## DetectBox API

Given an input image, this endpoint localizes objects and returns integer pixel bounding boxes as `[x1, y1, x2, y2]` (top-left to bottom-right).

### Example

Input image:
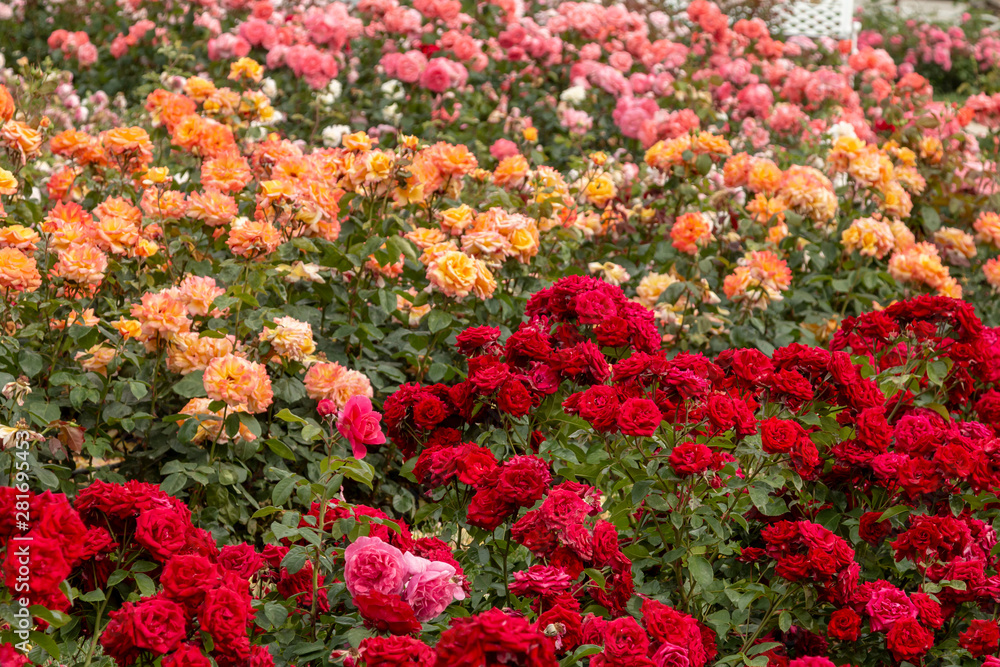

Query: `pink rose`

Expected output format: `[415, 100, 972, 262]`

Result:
[396, 50, 428, 83]
[608, 51, 633, 72]
[344, 536, 407, 597]
[239, 19, 278, 49]
[489, 139, 519, 161]
[77, 42, 99, 67]
[337, 396, 386, 459]
[404, 561, 465, 621]
[866, 584, 917, 632]
[420, 60, 452, 93]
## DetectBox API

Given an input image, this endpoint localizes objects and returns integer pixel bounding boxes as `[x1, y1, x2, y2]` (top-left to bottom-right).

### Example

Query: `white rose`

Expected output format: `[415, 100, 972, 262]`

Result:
[559, 85, 587, 105]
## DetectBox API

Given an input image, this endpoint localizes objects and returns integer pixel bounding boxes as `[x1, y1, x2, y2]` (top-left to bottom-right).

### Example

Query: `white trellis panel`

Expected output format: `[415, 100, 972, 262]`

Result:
[779, 0, 856, 41]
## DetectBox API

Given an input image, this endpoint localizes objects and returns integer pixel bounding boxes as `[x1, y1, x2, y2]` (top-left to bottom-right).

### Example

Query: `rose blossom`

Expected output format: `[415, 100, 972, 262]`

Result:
[866, 584, 917, 632]
[337, 395, 386, 459]
[344, 536, 407, 597]
[404, 559, 466, 621]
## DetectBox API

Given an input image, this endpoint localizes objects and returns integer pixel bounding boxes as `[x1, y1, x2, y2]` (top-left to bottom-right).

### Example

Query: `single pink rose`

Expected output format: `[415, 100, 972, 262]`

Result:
[337, 396, 386, 459]
[404, 560, 465, 621]
[489, 138, 519, 161]
[866, 585, 917, 633]
[420, 60, 452, 93]
[344, 536, 407, 597]
[396, 50, 428, 83]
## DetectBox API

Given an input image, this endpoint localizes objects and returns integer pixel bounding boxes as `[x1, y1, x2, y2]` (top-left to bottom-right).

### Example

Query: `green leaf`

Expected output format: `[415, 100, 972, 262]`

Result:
[29, 631, 60, 658]
[560, 645, 603, 667]
[28, 606, 70, 629]
[106, 569, 128, 587]
[19, 350, 43, 378]
[275, 408, 308, 424]
[583, 568, 606, 591]
[272, 475, 298, 506]
[688, 555, 714, 587]
[428, 310, 452, 333]
[779, 610, 792, 632]
[172, 371, 207, 398]
[264, 602, 288, 628]
[877, 505, 911, 523]
[265, 438, 296, 461]
[134, 572, 156, 597]
[253, 506, 282, 519]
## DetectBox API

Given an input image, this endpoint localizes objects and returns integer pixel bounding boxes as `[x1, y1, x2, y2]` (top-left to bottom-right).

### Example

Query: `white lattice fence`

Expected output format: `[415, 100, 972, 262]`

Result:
[778, 0, 856, 40]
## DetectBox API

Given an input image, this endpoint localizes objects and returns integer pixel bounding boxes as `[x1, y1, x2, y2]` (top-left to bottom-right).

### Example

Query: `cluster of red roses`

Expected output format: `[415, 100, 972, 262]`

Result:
[374, 279, 1000, 665]
[0, 485, 115, 613]
[0, 480, 275, 666]
[760, 520, 855, 585]
[385, 275, 662, 457]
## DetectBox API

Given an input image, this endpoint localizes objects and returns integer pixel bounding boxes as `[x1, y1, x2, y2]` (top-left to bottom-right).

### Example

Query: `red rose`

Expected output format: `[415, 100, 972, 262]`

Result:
[617, 397, 662, 437]
[412, 395, 449, 430]
[497, 379, 533, 417]
[705, 394, 738, 432]
[455, 443, 497, 486]
[162, 554, 218, 612]
[886, 617, 934, 662]
[3, 533, 70, 598]
[360, 635, 434, 666]
[737, 547, 766, 562]
[910, 592, 945, 629]
[218, 543, 264, 579]
[960, 619, 1000, 657]
[199, 585, 250, 644]
[121, 597, 187, 655]
[855, 407, 891, 451]
[581, 614, 608, 646]
[433, 608, 557, 667]
[771, 369, 814, 409]
[577, 385, 621, 433]
[356, 591, 422, 635]
[594, 316, 632, 348]
[163, 644, 212, 667]
[250, 645, 276, 667]
[641, 598, 690, 645]
[415, 444, 460, 488]
[135, 507, 192, 563]
[505, 320, 553, 367]
[603, 616, 649, 662]
[775, 554, 811, 581]
[827, 608, 861, 641]
[471, 359, 512, 394]
[668, 441, 714, 476]
[538, 604, 583, 653]
[760, 417, 803, 454]
[455, 326, 501, 355]
[572, 290, 619, 324]
[761, 521, 801, 553]
[466, 487, 514, 531]
[0, 644, 30, 667]
[975, 390, 1000, 430]
[858, 512, 892, 546]
[539, 489, 592, 529]
[496, 455, 552, 507]
[724, 348, 774, 386]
